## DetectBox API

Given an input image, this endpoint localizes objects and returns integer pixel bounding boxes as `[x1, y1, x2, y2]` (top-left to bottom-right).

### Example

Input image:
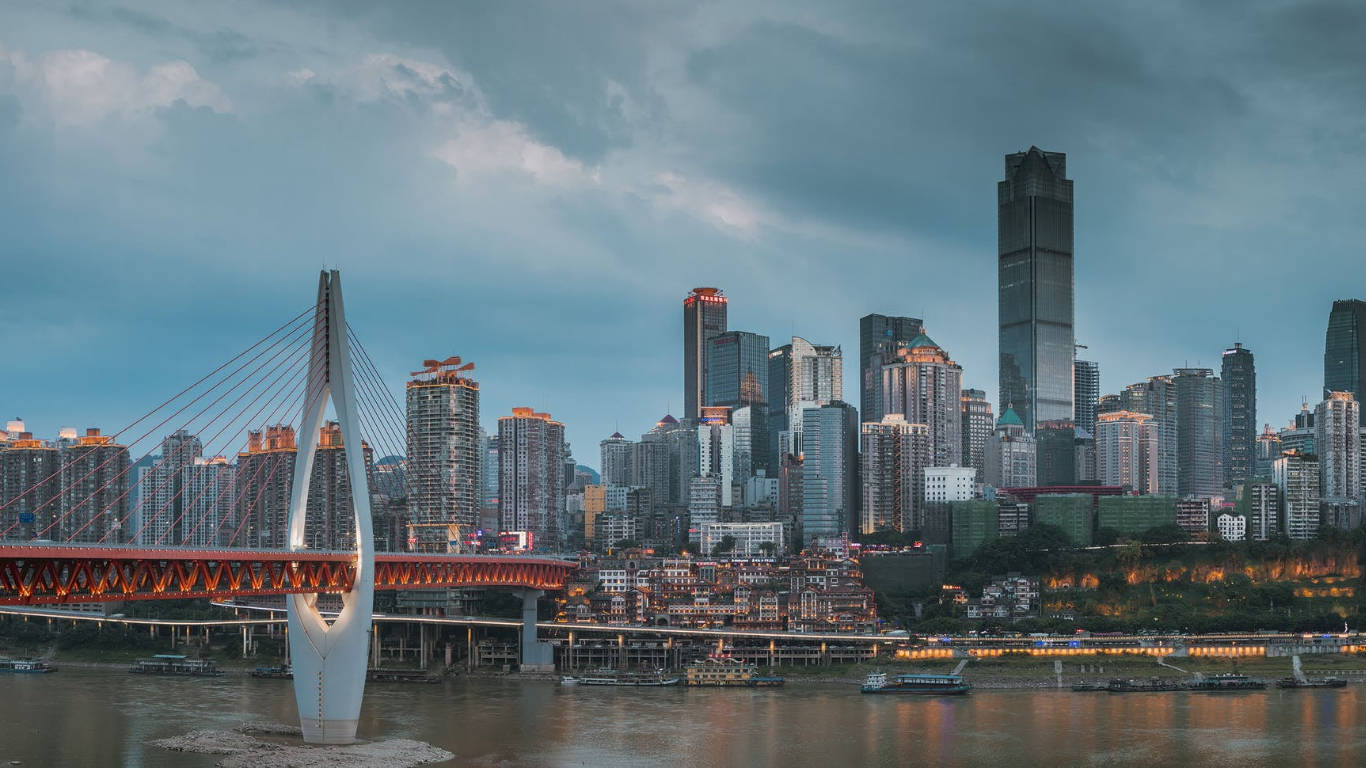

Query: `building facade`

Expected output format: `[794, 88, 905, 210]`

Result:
[799, 402, 859, 545]
[1095, 410, 1158, 494]
[498, 408, 568, 549]
[406, 358, 481, 534]
[998, 146, 1074, 434]
[1324, 299, 1366, 418]
[859, 314, 924, 423]
[860, 415, 930, 534]
[881, 334, 963, 468]
[1221, 343, 1257, 486]
[960, 388, 993, 483]
[1274, 451, 1321, 541]
[983, 408, 1037, 489]
[1315, 391, 1361, 502]
[706, 330, 770, 411]
[684, 287, 728, 420]
[1174, 368, 1224, 499]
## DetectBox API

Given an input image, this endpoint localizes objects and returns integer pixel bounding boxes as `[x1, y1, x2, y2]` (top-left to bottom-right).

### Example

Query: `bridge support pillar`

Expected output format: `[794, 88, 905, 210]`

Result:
[286, 271, 375, 746]
[518, 589, 554, 673]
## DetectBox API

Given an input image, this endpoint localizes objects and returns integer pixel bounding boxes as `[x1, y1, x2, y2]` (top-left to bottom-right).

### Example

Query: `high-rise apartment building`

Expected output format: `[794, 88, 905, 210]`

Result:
[706, 330, 769, 410]
[0, 431, 60, 540]
[1174, 368, 1224, 499]
[1274, 450, 1320, 540]
[799, 402, 859, 545]
[1324, 299, 1366, 419]
[983, 408, 1037, 489]
[881, 334, 963, 468]
[56, 428, 130, 543]
[1278, 405, 1316, 457]
[405, 358, 481, 533]
[599, 432, 634, 486]
[859, 314, 924, 423]
[684, 287, 728, 420]
[1315, 391, 1361, 501]
[1073, 357, 1099, 437]
[1221, 343, 1256, 486]
[860, 415, 930, 534]
[236, 425, 297, 549]
[1235, 480, 1280, 540]
[141, 429, 204, 547]
[960, 389, 993, 483]
[697, 406, 736, 508]
[1255, 424, 1281, 479]
[498, 408, 567, 549]
[303, 421, 375, 551]
[998, 146, 1074, 433]
[688, 475, 722, 547]
[179, 455, 236, 548]
[1095, 411, 1159, 494]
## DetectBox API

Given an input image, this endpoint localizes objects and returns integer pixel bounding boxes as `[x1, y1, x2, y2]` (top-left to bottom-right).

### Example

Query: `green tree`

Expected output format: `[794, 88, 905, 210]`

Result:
[712, 535, 737, 556]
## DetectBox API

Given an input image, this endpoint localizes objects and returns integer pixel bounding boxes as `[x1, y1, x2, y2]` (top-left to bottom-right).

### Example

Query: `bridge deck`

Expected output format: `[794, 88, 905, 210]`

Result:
[0, 545, 576, 605]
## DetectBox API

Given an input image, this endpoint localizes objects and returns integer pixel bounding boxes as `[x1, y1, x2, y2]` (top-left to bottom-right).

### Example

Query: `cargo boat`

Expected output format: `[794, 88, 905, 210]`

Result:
[366, 668, 442, 683]
[0, 658, 57, 674]
[1187, 673, 1266, 691]
[1104, 678, 1187, 693]
[561, 669, 680, 687]
[685, 656, 785, 687]
[250, 665, 293, 679]
[129, 654, 223, 677]
[861, 672, 970, 695]
[1276, 677, 1347, 689]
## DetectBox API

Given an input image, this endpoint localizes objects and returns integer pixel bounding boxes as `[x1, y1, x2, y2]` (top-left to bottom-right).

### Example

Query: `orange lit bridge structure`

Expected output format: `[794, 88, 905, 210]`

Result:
[0, 545, 576, 606]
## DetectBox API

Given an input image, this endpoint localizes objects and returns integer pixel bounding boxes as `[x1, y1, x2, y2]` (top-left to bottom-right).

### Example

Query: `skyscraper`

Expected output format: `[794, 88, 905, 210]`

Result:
[1274, 450, 1320, 540]
[860, 414, 930, 534]
[881, 333, 963, 468]
[406, 357, 481, 534]
[859, 314, 924, 423]
[1095, 411, 1158, 494]
[1325, 299, 1366, 418]
[1174, 368, 1224, 499]
[800, 401, 859, 545]
[998, 146, 1075, 433]
[599, 432, 634, 486]
[1315, 391, 1361, 502]
[983, 407, 1037, 489]
[498, 407, 567, 549]
[778, 337, 843, 457]
[1120, 376, 1179, 495]
[684, 287, 728, 421]
[706, 330, 769, 410]
[303, 421, 376, 551]
[237, 425, 297, 549]
[960, 388, 993, 483]
[56, 428, 130, 543]
[1221, 343, 1256, 486]
[697, 406, 736, 508]
[1073, 357, 1099, 437]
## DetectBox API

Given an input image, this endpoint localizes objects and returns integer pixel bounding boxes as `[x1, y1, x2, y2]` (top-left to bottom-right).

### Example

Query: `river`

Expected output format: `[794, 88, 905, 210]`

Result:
[3, 668, 1365, 766]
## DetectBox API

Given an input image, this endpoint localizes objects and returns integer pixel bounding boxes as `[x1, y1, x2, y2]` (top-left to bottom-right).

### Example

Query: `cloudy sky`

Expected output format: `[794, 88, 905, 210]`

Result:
[2, 1, 1364, 468]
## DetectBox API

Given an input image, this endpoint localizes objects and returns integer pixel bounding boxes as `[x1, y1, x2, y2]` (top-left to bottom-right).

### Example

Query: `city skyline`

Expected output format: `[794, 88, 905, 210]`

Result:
[4, 3, 1366, 469]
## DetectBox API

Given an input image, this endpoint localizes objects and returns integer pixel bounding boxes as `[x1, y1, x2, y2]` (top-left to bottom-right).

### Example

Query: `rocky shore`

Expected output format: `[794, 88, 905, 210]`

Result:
[151, 722, 452, 767]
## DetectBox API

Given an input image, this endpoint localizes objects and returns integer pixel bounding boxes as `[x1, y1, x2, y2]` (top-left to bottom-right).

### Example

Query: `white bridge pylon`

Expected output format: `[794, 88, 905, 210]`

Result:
[287, 270, 375, 745]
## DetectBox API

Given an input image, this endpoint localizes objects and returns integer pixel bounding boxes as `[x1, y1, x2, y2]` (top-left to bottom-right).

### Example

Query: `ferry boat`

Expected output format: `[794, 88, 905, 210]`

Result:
[685, 656, 785, 687]
[561, 669, 680, 687]
[249, 665, 293, 679]
[1186, 673, 1266, 691]
[860, 671, 970, 695]
[1275, 677, 1347, 689]
[129, 654, 224, 677]
[0, 658, 57, 674]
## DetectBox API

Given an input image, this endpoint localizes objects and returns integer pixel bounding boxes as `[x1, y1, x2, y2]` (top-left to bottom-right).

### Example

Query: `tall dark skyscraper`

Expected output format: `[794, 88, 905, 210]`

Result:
[1325, 299, 1366, 422]
[998, 147, 1074, 434]
[705, 330, 769, 409]
[859, 314, 924, 423]
[1073, 357, 1099, 437]
[1221, 342, 1256, 486]
[1174, 368, 1224, 499]
[683, 287, 727, 421]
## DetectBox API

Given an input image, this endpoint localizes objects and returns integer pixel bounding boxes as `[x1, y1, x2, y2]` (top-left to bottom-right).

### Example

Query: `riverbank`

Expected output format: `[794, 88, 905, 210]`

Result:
[152, 722, 451, 768]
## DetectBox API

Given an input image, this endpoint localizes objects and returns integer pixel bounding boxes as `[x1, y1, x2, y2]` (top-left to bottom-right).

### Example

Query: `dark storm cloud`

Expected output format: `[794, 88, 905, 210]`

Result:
[1, 0, 1364, 462]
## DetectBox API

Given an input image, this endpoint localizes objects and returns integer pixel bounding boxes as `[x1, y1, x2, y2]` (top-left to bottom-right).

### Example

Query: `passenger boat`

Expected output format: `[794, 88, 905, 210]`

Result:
[685, 656, 785, 687]
[1070, 680, 1109, 692]
[129, 654, 224, 677]
[366, 668, 442, 683]
[249, 665, 293, 679]
[860, 671, 970, 695]
[1186, 673, 1266, 691]
[0, 658, 57, 674]
[562, 669, 680, 687]
[1275, 677, 1347, 689]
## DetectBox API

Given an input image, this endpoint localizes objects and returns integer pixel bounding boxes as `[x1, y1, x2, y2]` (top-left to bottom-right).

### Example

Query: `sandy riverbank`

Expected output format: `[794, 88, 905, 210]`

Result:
[152, 722, 452, 768]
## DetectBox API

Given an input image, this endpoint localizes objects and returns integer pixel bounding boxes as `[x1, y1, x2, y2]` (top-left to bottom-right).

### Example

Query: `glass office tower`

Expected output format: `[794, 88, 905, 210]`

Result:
[706, 330, 770, 410]
[1325, 299, 1366, 422]
[684, 287, 728, 421]
[998, 147, 1074, 434]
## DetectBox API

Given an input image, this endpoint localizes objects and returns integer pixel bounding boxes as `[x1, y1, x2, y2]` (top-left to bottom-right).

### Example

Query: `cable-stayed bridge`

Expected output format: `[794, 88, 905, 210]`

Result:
[0, 271, 572, 744]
